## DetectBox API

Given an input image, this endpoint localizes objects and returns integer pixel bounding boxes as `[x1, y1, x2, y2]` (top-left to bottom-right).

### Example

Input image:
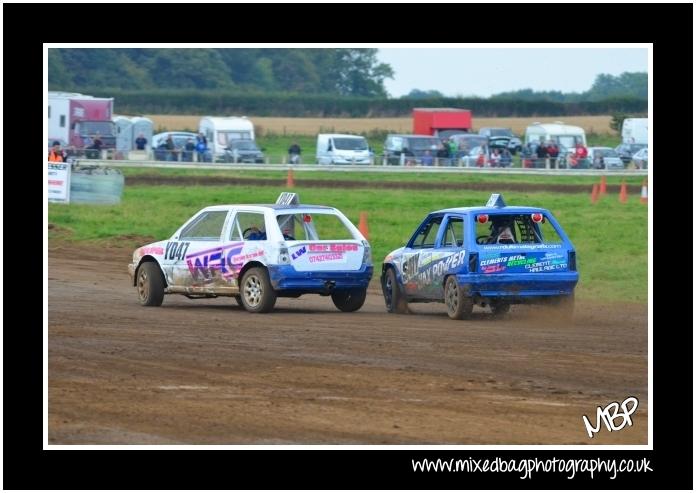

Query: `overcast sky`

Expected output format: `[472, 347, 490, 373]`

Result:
[378, 47, 649, 98]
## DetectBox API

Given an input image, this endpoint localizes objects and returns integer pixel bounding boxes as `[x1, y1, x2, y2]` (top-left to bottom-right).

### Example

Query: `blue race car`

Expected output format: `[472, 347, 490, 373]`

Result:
[381, 194, 578, 320]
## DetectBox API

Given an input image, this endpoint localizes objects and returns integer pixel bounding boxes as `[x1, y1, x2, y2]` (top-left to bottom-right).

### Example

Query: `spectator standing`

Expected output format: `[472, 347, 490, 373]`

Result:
[183, 138, 196, 162]
[448, 139, 458, 166]
[135, 133, 148, 150]
[546, 140, 559, 169]
[421, 150, 434, 166]
[288, 142, 301, 164]
[48, 141, 67, 162]
[489, 148, 501, 167]
[165, 135, 177, 161]
[499, 148, 512, 168]
[196, 133, 208, 162]
[536, 141, 548, 168]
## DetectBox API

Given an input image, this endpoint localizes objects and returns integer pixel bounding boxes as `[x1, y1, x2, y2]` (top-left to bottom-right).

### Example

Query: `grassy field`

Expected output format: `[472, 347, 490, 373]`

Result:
[49, 185, 647, 303]
[119, 166, 646, 187]
[147, 115, 615, 136]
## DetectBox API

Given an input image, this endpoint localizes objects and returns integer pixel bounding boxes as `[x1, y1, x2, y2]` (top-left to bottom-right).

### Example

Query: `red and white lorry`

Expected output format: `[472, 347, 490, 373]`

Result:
[48, 91, 117, 151]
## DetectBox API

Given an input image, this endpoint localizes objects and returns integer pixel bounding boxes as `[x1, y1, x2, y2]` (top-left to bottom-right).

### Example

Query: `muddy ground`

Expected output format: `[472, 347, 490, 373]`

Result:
[48, 244, 648, 445]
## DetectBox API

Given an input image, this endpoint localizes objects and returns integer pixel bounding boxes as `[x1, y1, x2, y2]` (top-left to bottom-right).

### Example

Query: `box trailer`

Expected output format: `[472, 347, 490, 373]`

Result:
[412, 108, 473, 139]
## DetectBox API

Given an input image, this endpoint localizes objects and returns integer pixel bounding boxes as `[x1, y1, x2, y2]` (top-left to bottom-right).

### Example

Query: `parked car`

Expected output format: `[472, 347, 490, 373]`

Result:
[383, 134, 441, 165]
[632, 147, 649, 169]
[479, 127, 523, 154]
[459, 145, 490, 167]
[223, 140, 265, 163]
[615, 143, 647, 165]
[587, 147, 624, 170]
[381, 193, 578, 320]
[151, 132, 199, 161]
[128, 192, 373, 313]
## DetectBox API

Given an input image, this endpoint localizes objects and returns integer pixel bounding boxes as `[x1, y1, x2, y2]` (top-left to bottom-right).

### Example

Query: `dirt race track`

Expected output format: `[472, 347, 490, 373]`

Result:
[49, 244, 648, 445]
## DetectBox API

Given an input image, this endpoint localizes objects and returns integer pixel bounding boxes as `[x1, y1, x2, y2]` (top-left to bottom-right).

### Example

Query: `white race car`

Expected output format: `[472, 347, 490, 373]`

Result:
[128, 193, 373, 313]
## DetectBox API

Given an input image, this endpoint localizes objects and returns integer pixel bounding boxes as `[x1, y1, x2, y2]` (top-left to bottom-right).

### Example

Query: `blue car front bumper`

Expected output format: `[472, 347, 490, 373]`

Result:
[268, 264, 373, 293]
[457, 272, 579, 297]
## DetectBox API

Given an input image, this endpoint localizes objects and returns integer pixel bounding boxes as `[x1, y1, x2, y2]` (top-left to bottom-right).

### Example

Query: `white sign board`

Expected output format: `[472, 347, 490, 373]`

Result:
[48, 162, 71, 203]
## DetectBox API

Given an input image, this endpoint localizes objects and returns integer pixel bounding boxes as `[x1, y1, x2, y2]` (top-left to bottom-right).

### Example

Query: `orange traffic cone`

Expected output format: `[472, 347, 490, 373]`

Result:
[639, 179, 648, 204]
[590, 184, 599, 204]
[619, 180, 628, 203]
[358, 211, 369, 240]
[599, 175, 607, 195]
[286, 168, 295, 188]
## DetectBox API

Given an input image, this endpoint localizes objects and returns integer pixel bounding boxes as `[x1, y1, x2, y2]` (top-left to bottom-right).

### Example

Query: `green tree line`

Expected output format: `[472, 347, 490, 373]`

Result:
[48, 48, 394, 97]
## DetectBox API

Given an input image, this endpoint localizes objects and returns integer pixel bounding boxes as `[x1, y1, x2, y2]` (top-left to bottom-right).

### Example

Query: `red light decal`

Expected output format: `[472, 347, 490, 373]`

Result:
[303, 214, 312, 223]
[477, 214, 488, 224]
[531, 213, 543, 223]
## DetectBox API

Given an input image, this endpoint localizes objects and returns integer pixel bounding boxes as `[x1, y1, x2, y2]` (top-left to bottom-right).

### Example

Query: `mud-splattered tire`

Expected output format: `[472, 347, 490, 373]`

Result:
[240, 267, 276, 313]
[331, 288, 367, 312]
[137, 262, 165, 307]
[490, 301, 510, 317]
[444, 276, 473, 320]
[382, 268, 409, 314]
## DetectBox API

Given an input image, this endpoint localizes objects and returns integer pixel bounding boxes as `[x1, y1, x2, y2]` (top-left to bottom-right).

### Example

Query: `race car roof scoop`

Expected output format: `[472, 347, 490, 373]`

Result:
[276, 192, 300, 205]
[486, 193, 507, 208]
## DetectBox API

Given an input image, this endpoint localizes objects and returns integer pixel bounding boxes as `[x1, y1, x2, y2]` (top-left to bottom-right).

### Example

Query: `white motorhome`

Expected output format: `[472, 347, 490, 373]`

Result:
[621, 118, 648, 145]
[524, 122, 587, 151]
[199, 116, 255, 157]
[316, 134, 371, 165]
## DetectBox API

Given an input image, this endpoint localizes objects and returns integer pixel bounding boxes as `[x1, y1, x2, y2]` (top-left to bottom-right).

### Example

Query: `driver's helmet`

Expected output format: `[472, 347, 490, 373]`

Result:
[246, 226, 266, 241]
[490, 220, 516, 244]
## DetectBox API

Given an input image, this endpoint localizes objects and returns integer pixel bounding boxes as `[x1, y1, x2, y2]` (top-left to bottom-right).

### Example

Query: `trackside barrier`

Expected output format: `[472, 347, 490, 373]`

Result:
[76, 159, 649, 177]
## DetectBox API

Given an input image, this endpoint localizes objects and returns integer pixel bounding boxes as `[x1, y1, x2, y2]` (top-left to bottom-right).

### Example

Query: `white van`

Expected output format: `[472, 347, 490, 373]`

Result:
[316, 134, 371, 165]
[524, 122, 587, 151]
[199, 116, 255, 158]
[621, 118, 648, 145]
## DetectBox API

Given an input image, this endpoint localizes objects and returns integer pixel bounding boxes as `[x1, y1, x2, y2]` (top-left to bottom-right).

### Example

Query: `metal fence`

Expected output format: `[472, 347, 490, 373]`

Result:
[69, 148, 648, 172]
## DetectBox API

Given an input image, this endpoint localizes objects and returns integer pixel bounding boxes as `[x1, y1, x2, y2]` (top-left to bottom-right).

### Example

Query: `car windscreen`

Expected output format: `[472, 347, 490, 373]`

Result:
[333, 138, 368, 150]
[487, 128, 513, 137]
[218, 131, 252, 146]
[600, 149, 619, 157]
[453, 136, 487, 149]
[407, 138, 441, 150]
[231, 141, 257, 150]
[80, 121, 115, 135]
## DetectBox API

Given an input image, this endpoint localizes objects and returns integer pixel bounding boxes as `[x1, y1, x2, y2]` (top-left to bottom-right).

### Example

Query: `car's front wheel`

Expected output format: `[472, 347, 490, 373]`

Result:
[444, 276, 473, 320]
[137, 262, 165, 307]
[331, 288, 367, 312]
[383, 268, 409, 314]
[240, 267, 277, 313]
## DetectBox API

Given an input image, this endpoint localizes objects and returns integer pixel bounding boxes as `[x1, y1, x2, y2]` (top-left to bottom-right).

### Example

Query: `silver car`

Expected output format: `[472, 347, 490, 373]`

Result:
[587, 147, 624, 170]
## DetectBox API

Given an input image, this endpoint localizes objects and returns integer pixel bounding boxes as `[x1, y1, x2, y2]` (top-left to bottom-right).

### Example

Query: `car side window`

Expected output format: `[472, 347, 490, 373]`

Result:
[229, 212, 267, 241]
[441, 216, 464, 248]
[179, 211, 229, 241]
[411, 216, 443, 249]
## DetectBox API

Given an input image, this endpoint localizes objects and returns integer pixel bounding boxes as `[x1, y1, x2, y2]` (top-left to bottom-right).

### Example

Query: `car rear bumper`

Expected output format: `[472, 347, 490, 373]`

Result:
[457, 272, 578, 297]
[268, 264, 373, 293]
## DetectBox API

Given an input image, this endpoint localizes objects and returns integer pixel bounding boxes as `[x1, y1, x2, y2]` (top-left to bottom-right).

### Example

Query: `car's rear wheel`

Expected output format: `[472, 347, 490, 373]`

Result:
[490, 300, 510, 317]
[444, 276, 473, 320]
[331, 288, 367, 312]
[240, 267, 276, 313]
[137, 262, 165, 307]
[383, 268, 409, 314]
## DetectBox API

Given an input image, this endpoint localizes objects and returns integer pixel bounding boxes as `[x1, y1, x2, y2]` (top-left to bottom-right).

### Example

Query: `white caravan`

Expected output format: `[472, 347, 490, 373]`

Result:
[199, 116, 255, 157]
[524, 122, 587, 150]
